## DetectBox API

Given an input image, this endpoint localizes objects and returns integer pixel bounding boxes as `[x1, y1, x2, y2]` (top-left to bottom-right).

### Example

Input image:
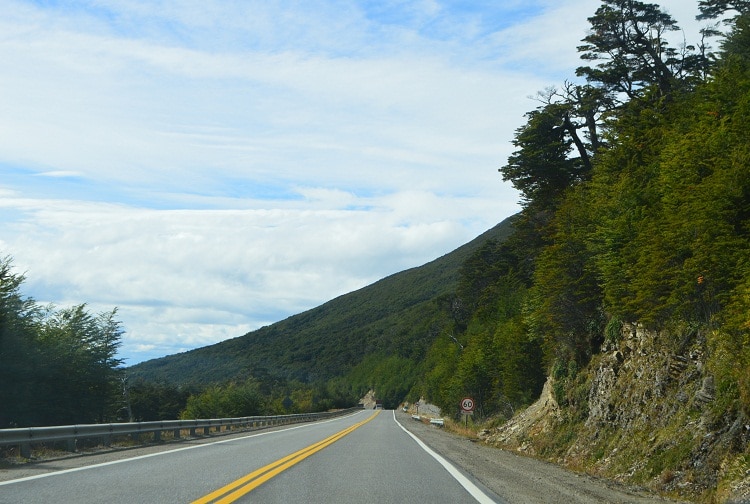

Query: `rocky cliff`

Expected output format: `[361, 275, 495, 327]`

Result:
[482, 322, 750, 503]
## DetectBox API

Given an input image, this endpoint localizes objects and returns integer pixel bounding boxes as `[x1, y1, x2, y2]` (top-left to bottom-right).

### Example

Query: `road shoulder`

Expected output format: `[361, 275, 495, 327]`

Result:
[393, 410, 681, 504]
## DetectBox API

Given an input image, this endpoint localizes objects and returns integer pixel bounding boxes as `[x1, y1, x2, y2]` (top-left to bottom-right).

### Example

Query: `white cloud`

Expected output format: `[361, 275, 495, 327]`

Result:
[35, 171, 85, 178]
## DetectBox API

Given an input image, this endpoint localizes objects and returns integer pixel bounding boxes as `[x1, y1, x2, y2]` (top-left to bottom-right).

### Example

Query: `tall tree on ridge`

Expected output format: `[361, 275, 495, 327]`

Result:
[577, 0, 708, 100]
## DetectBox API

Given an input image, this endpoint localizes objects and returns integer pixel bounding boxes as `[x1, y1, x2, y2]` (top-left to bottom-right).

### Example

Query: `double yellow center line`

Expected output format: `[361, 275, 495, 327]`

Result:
[192, 410, 380, 504]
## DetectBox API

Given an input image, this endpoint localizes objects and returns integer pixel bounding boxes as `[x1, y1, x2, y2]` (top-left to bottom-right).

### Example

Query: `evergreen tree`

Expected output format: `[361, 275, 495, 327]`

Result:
[698, 0, 750, 20]
[577, 0, 708, 100]
[0, 257, 41, 427]
[0, 256, 125, 427]
[499, 104, 582, 210]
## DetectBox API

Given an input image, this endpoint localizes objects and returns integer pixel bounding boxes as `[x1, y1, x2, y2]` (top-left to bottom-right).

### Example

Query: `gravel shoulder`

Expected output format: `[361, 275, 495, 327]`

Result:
[393, 410, 684, 504]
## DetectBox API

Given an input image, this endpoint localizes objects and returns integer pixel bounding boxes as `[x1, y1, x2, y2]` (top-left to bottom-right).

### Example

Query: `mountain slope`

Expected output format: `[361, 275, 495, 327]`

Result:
[127, 215, 518, 387]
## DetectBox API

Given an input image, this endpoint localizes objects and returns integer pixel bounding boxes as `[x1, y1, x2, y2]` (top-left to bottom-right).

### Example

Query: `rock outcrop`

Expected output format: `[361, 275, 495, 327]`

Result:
[479, 377, 560, 454]
[484, 322, 750, 502]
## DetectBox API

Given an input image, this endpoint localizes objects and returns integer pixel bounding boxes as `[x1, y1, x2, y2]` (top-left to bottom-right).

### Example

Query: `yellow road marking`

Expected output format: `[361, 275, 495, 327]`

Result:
[192, 410, 380, 504]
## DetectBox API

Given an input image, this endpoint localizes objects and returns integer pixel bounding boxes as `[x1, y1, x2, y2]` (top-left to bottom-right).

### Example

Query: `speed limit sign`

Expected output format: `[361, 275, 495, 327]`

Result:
[460, 397, 475, 413]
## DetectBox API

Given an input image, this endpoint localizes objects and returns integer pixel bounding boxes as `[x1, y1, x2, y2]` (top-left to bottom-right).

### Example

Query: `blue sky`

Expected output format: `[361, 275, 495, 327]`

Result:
[0, 0, 703, 364]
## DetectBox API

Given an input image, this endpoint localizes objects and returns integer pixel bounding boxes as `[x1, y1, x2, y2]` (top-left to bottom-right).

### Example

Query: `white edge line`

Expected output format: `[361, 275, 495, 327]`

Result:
[0, 411, 364, 487]
[392, 410, 497, 504]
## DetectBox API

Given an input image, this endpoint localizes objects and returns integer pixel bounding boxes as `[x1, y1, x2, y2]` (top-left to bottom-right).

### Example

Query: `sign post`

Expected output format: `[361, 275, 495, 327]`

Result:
[460, 397, 475, 427]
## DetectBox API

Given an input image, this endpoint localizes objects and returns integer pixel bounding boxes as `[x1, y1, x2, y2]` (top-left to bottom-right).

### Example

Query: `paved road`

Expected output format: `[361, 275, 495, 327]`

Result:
[0, 410, 499, 503]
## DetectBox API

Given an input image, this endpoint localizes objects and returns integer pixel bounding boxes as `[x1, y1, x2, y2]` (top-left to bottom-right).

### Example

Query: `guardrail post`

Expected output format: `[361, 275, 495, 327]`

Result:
[173, 428, 181, 439]
[153, 430, 161, 442]
[67, 438, 76, 452]
[20, 442, 31, 459]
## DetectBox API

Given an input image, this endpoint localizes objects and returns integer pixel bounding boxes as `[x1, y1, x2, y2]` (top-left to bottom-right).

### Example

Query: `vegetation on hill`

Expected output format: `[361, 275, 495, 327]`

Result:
[477, 1, 750, 500]
[499, 0, 750, 415]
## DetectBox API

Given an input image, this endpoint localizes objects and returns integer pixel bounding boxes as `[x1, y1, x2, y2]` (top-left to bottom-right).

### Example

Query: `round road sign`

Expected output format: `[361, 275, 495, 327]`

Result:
[460, 397, 475, 412]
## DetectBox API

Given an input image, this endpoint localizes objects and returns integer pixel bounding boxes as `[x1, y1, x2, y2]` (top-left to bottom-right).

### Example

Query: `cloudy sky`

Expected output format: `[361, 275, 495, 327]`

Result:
[0, 0, 705, 365]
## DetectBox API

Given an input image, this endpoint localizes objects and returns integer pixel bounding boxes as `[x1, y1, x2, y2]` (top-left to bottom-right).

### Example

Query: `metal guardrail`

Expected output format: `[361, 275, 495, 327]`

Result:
[0, 407, 362, 459]
[411, 414, 444, 426]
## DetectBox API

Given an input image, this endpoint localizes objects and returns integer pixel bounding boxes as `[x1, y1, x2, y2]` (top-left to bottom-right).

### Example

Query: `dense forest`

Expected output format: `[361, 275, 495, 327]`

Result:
[2, 0, 749, 454]
[496, 0, 750, 417]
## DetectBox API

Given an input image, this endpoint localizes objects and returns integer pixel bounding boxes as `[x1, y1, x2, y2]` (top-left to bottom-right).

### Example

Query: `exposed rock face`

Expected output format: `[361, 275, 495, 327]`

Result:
[360, 389, 377, 409]
[480, 376, 560, 454]
[484, 322, 750, 502]
[411, 398, 442, 418]
[586, 323, 676, 432]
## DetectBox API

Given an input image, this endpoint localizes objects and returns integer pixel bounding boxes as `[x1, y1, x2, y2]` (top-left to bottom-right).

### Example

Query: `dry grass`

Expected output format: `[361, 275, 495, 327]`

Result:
[442, 416, 481, 437]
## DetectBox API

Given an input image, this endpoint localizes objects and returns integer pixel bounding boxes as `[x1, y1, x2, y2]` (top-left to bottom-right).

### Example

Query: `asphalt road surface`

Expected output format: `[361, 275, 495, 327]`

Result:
[0, 410, 677, 503]
[1, 410, 496, 503]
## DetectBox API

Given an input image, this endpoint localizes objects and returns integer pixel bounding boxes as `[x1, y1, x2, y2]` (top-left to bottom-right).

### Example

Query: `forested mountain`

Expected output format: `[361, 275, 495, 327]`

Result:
[495, 0, 750, 413]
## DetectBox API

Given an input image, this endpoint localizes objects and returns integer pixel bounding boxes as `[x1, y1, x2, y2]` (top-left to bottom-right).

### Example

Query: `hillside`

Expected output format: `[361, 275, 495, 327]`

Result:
[127, 216, 517, 387]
